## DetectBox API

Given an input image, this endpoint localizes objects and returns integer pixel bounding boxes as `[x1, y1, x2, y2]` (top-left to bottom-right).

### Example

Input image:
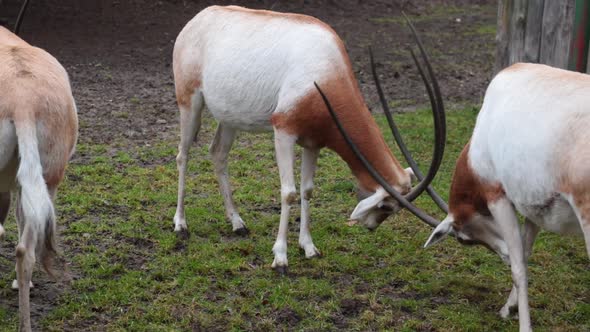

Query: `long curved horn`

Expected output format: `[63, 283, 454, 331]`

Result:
[369, 47, 448, 212]
[14, 0, 30, 35]
[315, 82, 441, 227]
[398, 13, 446, 205]
[314, 15, 447, 228]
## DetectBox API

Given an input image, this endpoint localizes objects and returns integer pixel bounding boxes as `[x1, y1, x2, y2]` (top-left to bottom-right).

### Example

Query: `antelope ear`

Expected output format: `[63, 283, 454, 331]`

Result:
[424, 216, 454, 248]
[350, 188, 389, 220]
[405, 167, 417, 182]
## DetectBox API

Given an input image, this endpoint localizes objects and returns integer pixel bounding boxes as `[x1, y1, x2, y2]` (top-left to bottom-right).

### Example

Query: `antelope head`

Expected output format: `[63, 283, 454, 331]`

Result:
[315, 14, 448, 230]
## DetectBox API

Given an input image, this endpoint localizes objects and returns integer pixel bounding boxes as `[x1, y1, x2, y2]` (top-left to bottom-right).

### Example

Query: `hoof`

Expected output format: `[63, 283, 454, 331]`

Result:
[11, 280, 34, 290]
[234, 227, 250, 237]
[273, 265, 288, 276]
[175, 228, 190, 241]
[300, 247, 322, 259]
[307, 250, 322, 259]
[499, 305, 517, 320]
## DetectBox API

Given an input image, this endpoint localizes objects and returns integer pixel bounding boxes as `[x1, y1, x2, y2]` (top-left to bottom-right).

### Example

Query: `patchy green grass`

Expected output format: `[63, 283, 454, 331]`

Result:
[0, 107, 588, 331]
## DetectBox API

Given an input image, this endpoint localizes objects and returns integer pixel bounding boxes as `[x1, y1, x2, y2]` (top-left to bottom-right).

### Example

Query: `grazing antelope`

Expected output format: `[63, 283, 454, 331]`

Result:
[418, 63, 590, 332]
[0, 13, 78, 332]
[172, 6, 446, 272]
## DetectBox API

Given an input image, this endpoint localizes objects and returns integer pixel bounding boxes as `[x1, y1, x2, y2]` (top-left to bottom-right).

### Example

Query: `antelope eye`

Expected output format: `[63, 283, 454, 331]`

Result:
[457, 237, 478, 246]
[380, 205, 394, 212]
[378, 201, 396, 212]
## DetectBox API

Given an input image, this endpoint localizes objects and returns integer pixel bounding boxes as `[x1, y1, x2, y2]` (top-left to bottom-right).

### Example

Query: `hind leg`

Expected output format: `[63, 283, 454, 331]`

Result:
[488, 197, 531, 332]
[500, 218, 540, 319]
[299, 147, 320, 258]
[173, 92, 204, 234]
[12, 183, 60, 291]
[209, 123, 248, 235]
[14, 190, 37, 332]
[16, 238, 35, 332]
[12, 190, 33, 290]
[566, 193, 590, 259]
[0, 192, 9, 237]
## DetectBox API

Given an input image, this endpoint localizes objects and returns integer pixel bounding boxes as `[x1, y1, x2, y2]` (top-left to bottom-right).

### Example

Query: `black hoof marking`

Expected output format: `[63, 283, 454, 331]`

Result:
[234, 227, 250, 236]
[274, 265, 288, 276]
[311, 252, 323, 258]
[175, 228, 190, 241]
[299, 248, 323, 258]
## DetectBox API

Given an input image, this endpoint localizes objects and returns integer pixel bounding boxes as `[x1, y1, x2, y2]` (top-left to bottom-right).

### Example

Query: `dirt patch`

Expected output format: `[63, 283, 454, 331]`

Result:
[3, 0, 496, 148]
[0, 237, 65, 331]
[274, 307, 301, 326]
[340, 297, 368, 317]
[109, 233, 156, 270]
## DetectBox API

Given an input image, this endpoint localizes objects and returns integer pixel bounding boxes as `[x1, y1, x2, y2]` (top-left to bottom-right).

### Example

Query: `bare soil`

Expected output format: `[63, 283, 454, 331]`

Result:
[2, 0, 496, 147]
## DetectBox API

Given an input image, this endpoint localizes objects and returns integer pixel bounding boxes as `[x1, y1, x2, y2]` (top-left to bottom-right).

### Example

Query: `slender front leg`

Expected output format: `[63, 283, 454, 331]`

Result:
[173, 93, 204, 234]
[500, 218, 540, 319]
[271, 130, 297, 274]
[209, 123, 248, 235]
[489, 198, 531, 332]
[299, 147, 320, 258]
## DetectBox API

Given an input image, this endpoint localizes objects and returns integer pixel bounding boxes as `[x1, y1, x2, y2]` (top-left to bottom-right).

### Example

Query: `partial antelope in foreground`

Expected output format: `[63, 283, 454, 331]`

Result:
[0, 18, 78, 332]
[418, 63, 590, 332]
[172, 6, 446, 272]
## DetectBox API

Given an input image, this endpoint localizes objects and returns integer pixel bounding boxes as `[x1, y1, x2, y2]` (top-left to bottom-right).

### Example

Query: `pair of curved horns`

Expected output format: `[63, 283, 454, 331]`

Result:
[14, 0, 30, 35]
[315, 13, 447, 227]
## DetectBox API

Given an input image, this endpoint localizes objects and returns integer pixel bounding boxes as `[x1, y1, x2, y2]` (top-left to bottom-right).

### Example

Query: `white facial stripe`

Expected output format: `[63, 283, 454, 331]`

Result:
[350, 187, 388, 220]
[424, 215, 454, 248]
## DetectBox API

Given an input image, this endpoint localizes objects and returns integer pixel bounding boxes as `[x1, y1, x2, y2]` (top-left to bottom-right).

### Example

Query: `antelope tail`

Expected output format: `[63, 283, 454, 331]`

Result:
[14, 118, 57, 274]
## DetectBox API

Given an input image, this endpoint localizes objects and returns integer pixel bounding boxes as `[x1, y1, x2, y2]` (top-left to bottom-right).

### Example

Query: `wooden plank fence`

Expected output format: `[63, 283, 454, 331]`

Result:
[494, 0, 590, 74]
[571, 0, 590, 72]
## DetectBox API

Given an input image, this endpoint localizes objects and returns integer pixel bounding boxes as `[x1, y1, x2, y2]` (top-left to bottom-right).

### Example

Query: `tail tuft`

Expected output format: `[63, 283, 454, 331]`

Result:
[14, 121, 58, 275]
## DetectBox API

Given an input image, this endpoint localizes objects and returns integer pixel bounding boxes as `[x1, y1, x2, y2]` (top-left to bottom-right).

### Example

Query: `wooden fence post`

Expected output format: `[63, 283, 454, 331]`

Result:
[570, 0, 590, 72]
[495, 0, 577, 74]
[494, 0, 511, 73]
[524, 0, 545, 63]
[539, 1, 575, 68]
[508, 0, 527, 65]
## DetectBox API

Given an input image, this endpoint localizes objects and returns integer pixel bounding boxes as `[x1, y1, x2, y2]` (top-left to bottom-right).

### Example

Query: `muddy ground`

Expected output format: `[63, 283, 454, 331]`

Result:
[2, 0, 496, 147]
[0, 0, 497, 330]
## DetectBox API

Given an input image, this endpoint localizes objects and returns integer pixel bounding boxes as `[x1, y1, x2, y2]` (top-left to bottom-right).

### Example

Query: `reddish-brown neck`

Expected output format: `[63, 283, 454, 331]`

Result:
[324, 106, 406, 193]
[449, 143, 503, 227]
[272, 77, 407, 193]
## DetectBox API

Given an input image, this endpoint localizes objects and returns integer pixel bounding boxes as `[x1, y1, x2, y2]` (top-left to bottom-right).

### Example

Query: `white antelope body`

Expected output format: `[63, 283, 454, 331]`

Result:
[425, 63, 590, 331]
[172, 6, 444, 272]
[0, 26, 78, 331]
